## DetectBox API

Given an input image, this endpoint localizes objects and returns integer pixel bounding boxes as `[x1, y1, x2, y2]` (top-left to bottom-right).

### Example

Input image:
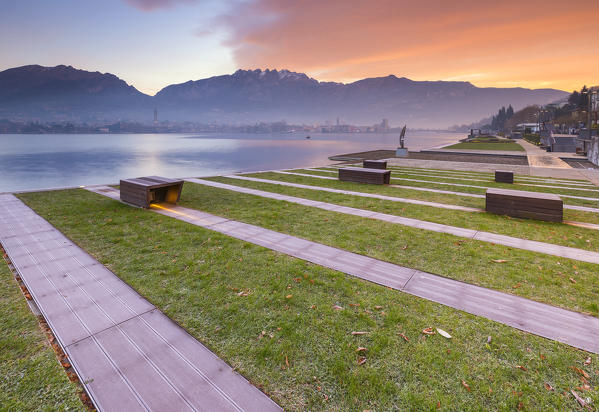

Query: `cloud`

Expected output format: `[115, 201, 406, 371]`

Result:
[124, 0, 198, 11]
[220, 0, 599, 90]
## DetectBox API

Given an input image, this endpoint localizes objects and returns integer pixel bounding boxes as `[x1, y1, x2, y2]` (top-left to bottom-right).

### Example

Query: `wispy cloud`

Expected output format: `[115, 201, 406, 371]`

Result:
[124, 0, 198, 11]
[219, 0, 599, 90]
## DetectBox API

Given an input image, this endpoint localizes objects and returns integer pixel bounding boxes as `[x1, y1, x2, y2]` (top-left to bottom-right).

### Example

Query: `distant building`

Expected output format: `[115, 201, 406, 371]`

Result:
[153, 108, 158, 124]
[381, 118, 389, 131]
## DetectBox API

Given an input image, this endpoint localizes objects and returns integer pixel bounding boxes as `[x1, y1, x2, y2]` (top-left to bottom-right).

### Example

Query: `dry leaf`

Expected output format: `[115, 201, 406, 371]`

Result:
[374, 305, 383, 310]
[584, 357, 592, 366]
[436, 401, 441, 409]
[461, 380, 471, 391]
[540, 354, 546, 360]
[492, 259, 508, 263]
[512, 283, 522, 289]
[351, 331, 369, 335]
[569, 277, 577, 284]
[422, 327, 436, 335]
[399, 333, 410, 342]
[544, 382, 554, 391]
[285, 355, 289, 368]
[516, 365, 527, 371]
[357, 356, 366, 365]
[402, 245, 408, 250]
[356, 347, 367, 353]
[332, 305, 343, 310]
[285, 294, 293, 299]
[570, 366, 590, 379]
[436, 328, 452, 339]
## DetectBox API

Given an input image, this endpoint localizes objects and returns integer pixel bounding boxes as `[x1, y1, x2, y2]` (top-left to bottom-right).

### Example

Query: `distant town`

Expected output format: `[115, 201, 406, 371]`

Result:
[0, 116, 403, 134]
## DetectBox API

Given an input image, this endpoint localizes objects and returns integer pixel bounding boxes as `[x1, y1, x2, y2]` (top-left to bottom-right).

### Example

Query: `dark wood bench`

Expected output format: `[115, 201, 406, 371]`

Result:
[486, 188, 562, 222]
[339, 167, 390, 185]
[120, 176, 184, 208]
[363, 160, 387, 169]
[495, 170, 514, 183]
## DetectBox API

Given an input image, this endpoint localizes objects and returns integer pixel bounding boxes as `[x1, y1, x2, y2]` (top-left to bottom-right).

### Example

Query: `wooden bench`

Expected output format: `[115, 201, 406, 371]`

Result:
[363, 160, 387, 169]
[495, 170, 514, 183]
[486, 188, 562, 222]
[339, 167, 390, 185]
[120, 176, 184, 208]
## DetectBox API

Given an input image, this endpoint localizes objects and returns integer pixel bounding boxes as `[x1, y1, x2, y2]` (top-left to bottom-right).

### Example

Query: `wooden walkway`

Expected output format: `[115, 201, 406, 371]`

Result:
[272, 170, 599, 213]
[189, 178, 599, 264]
[85, 187, 599, 354]
[0, 194, 281, 412]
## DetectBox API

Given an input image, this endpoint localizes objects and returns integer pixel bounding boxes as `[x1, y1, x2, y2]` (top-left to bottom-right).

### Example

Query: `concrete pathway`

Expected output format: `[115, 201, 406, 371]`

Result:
[320, 166, 598, 188]
[518, 140, 572, 169]
[85, 186, 599, 354]
[0, 194, 281, 412]
[275, 170, 599, 203]
[222, 175, 599, 231]
[183, 178, 599, 265]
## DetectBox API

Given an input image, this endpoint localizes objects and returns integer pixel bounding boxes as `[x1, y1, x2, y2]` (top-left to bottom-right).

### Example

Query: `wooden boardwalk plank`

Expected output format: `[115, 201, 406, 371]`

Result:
[0, 194, 282, 412]
[86, 186, 599, 354]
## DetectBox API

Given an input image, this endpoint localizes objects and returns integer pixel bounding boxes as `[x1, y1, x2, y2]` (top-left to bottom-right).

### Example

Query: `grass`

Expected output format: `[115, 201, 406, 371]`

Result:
[244, 171, 599, 225]
[444, 142, 525, 151]
[210, 176, 599, 251]
[290, 169, 599, 208]
[16, 188, 599, 411]
[0, 257, 84, 410]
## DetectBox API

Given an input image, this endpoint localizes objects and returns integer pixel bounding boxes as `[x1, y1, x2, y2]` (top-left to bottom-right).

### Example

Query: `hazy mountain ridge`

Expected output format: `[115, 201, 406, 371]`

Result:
[0, 65, 568, 127]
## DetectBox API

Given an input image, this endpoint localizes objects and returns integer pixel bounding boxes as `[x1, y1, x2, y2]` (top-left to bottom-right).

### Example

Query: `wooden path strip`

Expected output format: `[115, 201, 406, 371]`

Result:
[84, 187, 599, 354]
[0, 194, 281, 412]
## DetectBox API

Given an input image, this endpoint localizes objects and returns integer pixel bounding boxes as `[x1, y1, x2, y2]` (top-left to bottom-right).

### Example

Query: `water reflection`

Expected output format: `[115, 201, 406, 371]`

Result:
[0, 132, 460, 192]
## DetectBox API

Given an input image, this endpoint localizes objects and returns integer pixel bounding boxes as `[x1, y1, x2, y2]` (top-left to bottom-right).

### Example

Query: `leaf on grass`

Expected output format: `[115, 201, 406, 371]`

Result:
[236, 290, 251, 297]
[332, 305, 343, 310]
[285, 294, 293, 299]
[436, 401, 441, 409]
[569, 277, 577, 284]
[539, 354, 546, 360]
[570, 366, 590, 379]
[436, 328, 452, 339]
[461, 380, 471, 391]
[351, 331, 369, 335]
[422, 327, 436, 335]
[402, 245, 408, 250]
[356, 347, 367, 353]
[374, 305, 383, 310]
[487, 336, 492, 344]
[285, 355, 290, 368]
[584, 357, 592, 366]
[357, 356, 366, 365]
[492, 259, 508, 263]
[544, 382, 554, 391]
[399, 333, 410, 342]
[512, 283, 522, 289]
[516, 365, 527, 371]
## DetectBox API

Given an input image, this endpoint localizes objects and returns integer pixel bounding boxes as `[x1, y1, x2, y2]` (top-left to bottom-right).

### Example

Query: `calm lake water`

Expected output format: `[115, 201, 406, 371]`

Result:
[0, 131, 461, 192]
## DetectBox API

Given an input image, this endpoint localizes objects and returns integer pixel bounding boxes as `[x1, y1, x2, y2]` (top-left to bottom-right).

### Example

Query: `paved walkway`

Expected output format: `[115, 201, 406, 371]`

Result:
[518, 140, 572, 169]
[84, 186, 599, 354]
[183, 178, 599, 264]
[322, 166, 597, 188]
[275, 170, 599, 203]
[0, 194, 281, 412]
[223, 175, 599, 231]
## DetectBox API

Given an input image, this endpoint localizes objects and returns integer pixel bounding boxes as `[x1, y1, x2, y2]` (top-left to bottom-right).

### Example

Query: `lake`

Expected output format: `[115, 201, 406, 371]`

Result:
[0, 131, 461, 192]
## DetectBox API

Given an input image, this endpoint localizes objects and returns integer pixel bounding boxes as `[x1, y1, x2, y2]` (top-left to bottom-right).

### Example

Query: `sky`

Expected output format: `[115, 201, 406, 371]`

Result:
[1, 0, 597, 95]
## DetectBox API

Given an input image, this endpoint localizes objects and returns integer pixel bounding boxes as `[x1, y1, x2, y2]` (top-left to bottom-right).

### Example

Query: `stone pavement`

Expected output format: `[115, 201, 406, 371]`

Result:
[0, 193, 281, 412]
[84, 186, 599, 354]
[183, 178, 599, 264]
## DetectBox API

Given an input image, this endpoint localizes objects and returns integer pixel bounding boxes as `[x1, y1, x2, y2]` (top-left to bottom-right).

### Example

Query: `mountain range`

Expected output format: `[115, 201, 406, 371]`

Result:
[0, 65, 569, 128]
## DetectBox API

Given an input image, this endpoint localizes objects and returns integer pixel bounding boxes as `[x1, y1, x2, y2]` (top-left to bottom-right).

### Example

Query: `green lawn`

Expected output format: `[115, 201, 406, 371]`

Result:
[443, 142, 526, 151]
[0, 258, 84, 410]
[16, 189, 599, 411]
[290, 169, 599, 208]
[244, 171, 599, 225]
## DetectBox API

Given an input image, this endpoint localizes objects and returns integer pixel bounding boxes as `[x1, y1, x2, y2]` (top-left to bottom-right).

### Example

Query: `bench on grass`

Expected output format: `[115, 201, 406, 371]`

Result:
[363, 160, 387, 169]
[486, 188, 562, 222]
[339, 167, 390, 185]
[120, 176, 184, 208]
[495, 170, 514, 184]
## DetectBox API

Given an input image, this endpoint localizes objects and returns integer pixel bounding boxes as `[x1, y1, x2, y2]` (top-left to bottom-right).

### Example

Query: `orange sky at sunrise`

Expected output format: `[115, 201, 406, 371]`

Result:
[223, 0, 599, 91]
